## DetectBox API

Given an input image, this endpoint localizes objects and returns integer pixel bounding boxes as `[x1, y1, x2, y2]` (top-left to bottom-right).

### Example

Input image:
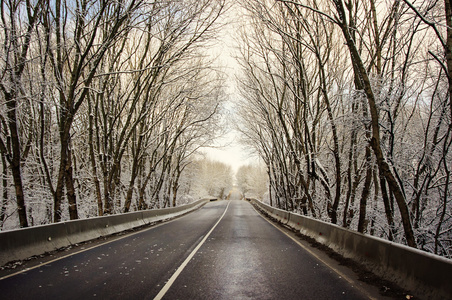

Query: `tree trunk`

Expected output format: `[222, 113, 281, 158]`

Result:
[1, 153, 8, 228]
[172, 167, 182, 207]
[370, 168, 380, 236]
[54, 118, 72, 222]
[435, 161, 449, 254]
[88, 104, 103, 216]
[444, 0, 452, 121]
[334, 0, 416, 247]
[379, 173, 394, 241]
[65, 144, 78, 220]
[6, 96, 28, 228]
[358, 146, 372, 233]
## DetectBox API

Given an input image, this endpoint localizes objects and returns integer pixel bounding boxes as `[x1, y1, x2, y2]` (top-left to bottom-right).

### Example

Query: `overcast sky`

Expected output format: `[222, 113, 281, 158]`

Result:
[198, 3, 259, 173]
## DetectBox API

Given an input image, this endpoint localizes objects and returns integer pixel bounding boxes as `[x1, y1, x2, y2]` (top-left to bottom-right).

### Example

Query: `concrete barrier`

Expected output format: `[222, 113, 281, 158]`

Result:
[249, 198, 452, 300]
[286, 213, 303, 231]
[0, 199, 209, 266]
[141, 199, 208, 223]
[251, 199, 289, 225]
[269, 206, 290, 225]
[0, 222, 70, 264]
[64, 211, 147, 245]
[141, 209, 161, 224]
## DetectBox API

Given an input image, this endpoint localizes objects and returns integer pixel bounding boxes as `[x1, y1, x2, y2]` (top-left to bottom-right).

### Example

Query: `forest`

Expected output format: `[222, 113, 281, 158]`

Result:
[236, 0, 452, 258]
[0, 0, 232, 229]
[1, 0, 452, 260]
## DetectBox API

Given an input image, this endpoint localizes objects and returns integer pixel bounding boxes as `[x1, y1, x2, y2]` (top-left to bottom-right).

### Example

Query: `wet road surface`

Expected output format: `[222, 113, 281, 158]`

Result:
[0, 200, 375, 299]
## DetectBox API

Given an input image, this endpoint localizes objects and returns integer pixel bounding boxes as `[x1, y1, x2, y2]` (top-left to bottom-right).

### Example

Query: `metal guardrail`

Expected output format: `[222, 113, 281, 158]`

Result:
[0, 199, 210, 266]
[248, 198, 452, 300]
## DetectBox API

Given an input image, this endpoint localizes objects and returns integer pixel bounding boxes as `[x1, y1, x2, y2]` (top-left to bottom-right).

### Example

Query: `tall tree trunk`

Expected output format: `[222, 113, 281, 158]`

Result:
[138, 160, 156, 210]
[435, 161, 450, 254]
[124, 161, 140, 213]
[267, 167, 273, 207]
[172, 167, 182, 207]
[320, 70, 341, 225]
[370, 168, 380, 236]
[103, 176, 114, 214]
[358, 147, 372, 233]
[54, 120, 71, 222]
[444, 0, 452, 121]
[88, 102, 103, 216]
[1, 153, 8, 228]
[343, 129, 355, 227]
[65, 143, 78, 220]
[380, 174, 394, 241]
[124, 122, 145, 213]
[6, 96, 28, 228]
[0, 0, 42, 227]
[334, 0, 416, 247]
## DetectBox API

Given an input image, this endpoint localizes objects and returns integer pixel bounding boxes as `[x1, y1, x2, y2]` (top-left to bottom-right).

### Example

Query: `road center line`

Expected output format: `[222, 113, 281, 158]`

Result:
[154, 200, 231, 300]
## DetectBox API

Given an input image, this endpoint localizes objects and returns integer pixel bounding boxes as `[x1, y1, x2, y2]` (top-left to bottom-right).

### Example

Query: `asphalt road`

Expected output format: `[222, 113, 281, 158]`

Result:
[0, 200, 376, 299]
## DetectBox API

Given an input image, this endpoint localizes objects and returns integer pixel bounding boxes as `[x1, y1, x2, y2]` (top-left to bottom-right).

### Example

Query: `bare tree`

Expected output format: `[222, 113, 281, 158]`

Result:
[0, 0, 44, 227]
[237, 0, 452, 252]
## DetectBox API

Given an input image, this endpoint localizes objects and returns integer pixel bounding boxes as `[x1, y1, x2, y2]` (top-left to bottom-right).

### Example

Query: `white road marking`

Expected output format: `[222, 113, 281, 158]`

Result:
[154, 200, 231, 300]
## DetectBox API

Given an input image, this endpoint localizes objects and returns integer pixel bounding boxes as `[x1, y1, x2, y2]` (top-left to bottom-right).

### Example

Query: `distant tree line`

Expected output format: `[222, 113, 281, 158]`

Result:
[237, 0, 452, 257]
[236, 164, 268, 199]
[0, 0, 227, 229]
[187, 158, 234, 200]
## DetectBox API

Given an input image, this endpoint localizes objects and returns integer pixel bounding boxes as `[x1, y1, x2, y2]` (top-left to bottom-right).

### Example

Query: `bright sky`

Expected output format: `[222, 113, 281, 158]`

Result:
[198, 3, 259, 173]
[199, 64, 259, 173]
[200, 132, 256, 173]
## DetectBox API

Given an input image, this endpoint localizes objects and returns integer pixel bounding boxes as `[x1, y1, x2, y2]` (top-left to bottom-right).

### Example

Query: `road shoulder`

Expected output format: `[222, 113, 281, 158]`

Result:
[250, 201, 412, 300]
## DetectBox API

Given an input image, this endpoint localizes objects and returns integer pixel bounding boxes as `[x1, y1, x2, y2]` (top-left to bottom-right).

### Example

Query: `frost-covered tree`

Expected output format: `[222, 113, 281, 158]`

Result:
[0, 0, 44, 228]
[236, 0, 452, 256]
[0, 0, 227, 229]
[236, 164, 268, 199]
[185, 158, 233, 200]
